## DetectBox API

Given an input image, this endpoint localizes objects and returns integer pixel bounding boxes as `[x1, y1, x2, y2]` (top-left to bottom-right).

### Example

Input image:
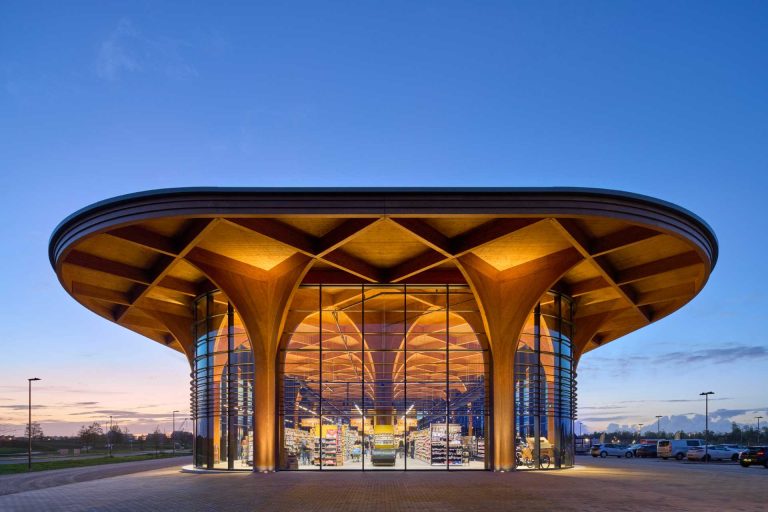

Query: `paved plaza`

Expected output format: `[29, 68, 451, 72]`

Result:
[0, 457, 765, 511]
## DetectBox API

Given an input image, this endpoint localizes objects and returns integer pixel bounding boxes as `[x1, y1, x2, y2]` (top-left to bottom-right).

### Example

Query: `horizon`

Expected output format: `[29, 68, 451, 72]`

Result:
[1, 1, 767, 438]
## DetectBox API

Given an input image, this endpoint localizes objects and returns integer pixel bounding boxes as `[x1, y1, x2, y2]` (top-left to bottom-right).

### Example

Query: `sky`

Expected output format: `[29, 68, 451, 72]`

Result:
[1, 1, 766, 437]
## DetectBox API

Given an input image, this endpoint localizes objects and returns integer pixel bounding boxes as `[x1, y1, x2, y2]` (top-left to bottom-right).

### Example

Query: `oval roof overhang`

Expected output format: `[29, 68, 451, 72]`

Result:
[49, 187, 717, 359]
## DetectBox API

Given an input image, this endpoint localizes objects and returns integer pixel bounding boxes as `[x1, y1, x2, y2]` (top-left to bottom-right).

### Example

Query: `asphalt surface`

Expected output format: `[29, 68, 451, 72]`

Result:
[0, 456, 191, 496]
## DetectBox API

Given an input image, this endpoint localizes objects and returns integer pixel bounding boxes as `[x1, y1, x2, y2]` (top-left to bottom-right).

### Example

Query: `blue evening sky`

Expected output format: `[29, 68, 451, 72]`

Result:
[1, 1, 766, 436]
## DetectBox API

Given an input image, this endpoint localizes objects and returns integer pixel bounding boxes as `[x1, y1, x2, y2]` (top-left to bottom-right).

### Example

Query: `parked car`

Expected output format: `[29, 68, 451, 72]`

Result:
[657, 439, 704, 460]
[635, 444, 657, 458]
[590, 443, 633, 458]
[627, 443, 645, 456]
[738, 446, 768, 468]
[721, 444, 748, 455]
[686, 445, 741, 462]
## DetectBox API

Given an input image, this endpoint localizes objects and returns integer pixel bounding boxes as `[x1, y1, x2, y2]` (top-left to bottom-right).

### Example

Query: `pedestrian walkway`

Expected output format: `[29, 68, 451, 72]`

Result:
[0, 456, 191, 497]
[0, 457, 765, 511]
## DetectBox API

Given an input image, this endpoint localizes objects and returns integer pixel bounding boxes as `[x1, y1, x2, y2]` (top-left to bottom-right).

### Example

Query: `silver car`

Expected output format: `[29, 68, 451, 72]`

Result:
[590, 443, 633, 458]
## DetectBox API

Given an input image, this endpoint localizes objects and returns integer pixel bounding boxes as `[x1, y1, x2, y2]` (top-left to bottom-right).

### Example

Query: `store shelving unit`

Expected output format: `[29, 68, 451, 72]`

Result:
[411, 424, 464, 466]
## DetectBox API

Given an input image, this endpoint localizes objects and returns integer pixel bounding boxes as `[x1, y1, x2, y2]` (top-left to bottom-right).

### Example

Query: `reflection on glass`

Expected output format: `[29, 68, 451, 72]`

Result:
[279, 285, 489, 470]
[515, 291, 575, 470]
[192, 292, 254, 470]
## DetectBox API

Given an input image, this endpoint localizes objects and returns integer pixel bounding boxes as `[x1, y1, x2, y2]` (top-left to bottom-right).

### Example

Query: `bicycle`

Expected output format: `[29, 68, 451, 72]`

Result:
[516, 449, 551, 469]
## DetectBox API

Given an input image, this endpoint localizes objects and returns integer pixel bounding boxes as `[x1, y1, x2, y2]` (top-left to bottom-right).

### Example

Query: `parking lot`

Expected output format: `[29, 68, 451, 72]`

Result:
[578, 450, 764, 472]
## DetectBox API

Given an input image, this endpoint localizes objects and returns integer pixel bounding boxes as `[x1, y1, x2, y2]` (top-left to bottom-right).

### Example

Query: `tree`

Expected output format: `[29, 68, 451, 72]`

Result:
[107, 423, 124, 447]
[78, 422, 103, 453]
[24, 422, 44, 439]
[146, 426, 166, 455]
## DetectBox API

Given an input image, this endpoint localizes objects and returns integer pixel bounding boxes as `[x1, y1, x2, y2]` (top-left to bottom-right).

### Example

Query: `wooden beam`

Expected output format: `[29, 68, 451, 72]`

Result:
[389, 218, 452, 256]
[315, 219, 380, 256]
[388, 249, 447, 282]
[227, 218, 316, 255]
[186, 247, 270, 281]
[302, 267, 367, 285]
[551, 219, 650, 324]
[71, 282, 131, 305]
[322, 249, 381, 283]
[65, 251, 152, 284]
[116, 219, 217, 322]
[499, 248, 583, 281]
[106, 226, 179, 256]
[156, 276, 199, 296]
[633, 282, 696, 306]
[574, 298, 629, 319]
[590, 226, 662, 256]
[134, 297, 193, 318]
[615, 251, 701, 285]
[452, 218, 540, 255]
[570, 276, 611, 297]
[120, 316, 171, 333]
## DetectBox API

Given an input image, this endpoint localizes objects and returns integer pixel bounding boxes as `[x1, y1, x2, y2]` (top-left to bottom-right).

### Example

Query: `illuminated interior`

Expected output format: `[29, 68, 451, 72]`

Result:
[278, 285, 489, 470]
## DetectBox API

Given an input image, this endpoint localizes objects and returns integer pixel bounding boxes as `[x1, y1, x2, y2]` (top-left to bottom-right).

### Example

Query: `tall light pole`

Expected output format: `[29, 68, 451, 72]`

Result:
[700, 391, 714, 462]
[656, 416, 663, 438]
[172, 410, 179, 455]
[638, 424, 644, 440]
[756, 416, 764, 445]
[27, 377, 41, 471]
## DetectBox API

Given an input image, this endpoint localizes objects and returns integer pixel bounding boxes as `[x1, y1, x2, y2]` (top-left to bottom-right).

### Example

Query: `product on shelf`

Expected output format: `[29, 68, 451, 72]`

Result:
[411, 424, 463, 466]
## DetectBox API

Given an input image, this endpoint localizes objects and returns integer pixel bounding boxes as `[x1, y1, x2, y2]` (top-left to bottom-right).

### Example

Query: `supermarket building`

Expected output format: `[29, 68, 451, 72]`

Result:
[49, 188, 717, 472]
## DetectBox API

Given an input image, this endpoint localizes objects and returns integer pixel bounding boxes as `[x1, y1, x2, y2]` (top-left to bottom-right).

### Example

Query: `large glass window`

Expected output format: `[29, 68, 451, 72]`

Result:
[279, 285, 489, 470]
[192, 291, 254, 470]
[514, 291, 575, 470]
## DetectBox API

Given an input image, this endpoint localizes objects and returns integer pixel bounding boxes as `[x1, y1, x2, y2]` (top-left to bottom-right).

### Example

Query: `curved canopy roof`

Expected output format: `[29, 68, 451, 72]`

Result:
[49, 187, 717, 359]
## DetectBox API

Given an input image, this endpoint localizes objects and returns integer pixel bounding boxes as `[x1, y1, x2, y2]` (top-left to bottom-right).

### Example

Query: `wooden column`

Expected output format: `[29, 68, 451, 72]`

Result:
[141, 309, 196, 366]
[185, 251, 313, 472]
[456, 249, 582, 471]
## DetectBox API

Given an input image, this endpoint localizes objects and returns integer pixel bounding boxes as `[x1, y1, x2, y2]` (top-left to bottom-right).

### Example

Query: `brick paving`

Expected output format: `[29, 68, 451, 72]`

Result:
[0, 457, 765, 512]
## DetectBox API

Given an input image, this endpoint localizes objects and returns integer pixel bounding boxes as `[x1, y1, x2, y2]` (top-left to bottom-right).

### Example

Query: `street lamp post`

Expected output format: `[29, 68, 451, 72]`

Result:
[757, 416, 764, 445]
[700, 391, 714, 463]
[638, 424, 644, 441]
[655, 416, 663, 437]
[27, 378, 41, 471]
[172, 410, 179, 455]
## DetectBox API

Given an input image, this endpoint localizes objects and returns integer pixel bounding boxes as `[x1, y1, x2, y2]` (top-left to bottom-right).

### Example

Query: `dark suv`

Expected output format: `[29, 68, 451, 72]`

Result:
[738, 446, 768, 468]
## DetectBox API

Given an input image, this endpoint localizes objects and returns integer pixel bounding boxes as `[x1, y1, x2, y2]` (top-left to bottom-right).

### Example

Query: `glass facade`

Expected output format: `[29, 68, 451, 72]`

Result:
[192, 291, 254, 470]
[191, 286, 576, 472]
[279, 285, 490, 470]
[514, 291, 575, 470]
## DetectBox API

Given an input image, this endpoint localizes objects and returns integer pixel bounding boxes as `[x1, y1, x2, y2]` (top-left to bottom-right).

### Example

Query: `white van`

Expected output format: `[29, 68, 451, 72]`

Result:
[657, 439, 704, 460]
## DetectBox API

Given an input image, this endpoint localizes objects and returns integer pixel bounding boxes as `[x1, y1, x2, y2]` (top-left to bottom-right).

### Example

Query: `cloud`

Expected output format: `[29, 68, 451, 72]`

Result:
[658, 345, 768, 365]
[68, 409, 176, 420]
[616, 398, 731, 404]
[96, 18, 197, 81]
[595, 407, 768, 434]
[97, 19, 141, 80]
[580, 415, 628, 422]
[580, 343, 768, 379]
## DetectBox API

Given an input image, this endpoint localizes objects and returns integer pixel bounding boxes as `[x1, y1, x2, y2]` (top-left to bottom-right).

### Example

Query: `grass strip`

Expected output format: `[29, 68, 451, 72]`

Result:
[0, 453, 186, 475]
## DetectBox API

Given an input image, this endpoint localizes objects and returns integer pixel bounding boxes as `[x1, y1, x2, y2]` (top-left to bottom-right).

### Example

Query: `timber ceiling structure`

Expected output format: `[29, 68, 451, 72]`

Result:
[49, 188, 717, 362]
